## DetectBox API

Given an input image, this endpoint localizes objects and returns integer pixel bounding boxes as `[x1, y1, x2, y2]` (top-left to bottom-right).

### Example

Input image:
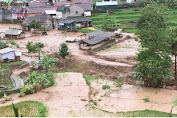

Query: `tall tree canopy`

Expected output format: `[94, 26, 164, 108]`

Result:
[134, 3, 173, 87]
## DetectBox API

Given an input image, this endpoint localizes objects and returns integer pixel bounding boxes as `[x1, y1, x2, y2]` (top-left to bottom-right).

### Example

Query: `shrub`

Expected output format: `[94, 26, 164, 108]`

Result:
[102, 85, 110, 90]
[126, 35, 131, 39]
[25, 87, 35, 95]
[142, 97, 150, 103]
[114, 77, 124, 87]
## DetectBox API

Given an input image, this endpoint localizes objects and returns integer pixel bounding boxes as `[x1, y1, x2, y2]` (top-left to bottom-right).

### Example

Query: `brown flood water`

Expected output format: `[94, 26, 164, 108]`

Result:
[95, 84, 177, 113]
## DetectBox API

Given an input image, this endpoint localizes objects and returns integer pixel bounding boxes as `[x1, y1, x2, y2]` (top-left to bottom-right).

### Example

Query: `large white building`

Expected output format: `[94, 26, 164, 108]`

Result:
[95, 0, 135, 10]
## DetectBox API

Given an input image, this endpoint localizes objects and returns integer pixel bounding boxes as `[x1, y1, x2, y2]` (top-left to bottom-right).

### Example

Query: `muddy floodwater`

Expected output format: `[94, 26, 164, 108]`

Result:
[93, 83, 177, 113]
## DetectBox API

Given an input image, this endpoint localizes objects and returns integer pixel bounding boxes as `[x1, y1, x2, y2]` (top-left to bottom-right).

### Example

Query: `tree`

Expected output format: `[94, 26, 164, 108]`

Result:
[101, 15, 117, 31]
[133, 3, 173, 87]
[29, 20, 41, 32]
[26, 42, 44, 60]
[171, 29, 177, 80]
[37, 55, 57, 73]
[59, 43, 69, 68]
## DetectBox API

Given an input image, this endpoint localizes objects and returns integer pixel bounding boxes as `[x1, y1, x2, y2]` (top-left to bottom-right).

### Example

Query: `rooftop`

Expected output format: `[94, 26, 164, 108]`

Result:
[68, 16, 92, 22]
[24, 13, 48, 24]
[0, 48, 15, 54]
[75, 3, 92, 11]
[5, 28, 23, 35]
[83, 30, 113, 45]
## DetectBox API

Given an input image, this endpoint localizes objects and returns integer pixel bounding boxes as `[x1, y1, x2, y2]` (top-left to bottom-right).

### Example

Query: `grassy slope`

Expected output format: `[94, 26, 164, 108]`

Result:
[93, 106, 177, 117]
[89, 9, 177, 34]
[0, 101, 47, 117]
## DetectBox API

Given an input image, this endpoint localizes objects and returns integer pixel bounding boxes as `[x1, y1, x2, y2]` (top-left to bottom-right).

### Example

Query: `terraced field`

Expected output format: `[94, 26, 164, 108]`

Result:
[89, 9, 177, 33]
[0, 101, 47, 117]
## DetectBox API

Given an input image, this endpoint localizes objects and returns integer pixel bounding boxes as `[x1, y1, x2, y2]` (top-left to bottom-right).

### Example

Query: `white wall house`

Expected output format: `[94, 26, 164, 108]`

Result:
[0, 48, 15, 62]
[96, 0, 135, 9]
[0, 48, 22, 62]
[96, 0, 118, 7]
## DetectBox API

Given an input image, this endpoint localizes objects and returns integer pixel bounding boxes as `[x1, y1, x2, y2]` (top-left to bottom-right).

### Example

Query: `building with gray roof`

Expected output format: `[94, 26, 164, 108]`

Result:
[5, 28, 25, 39]
[79, 30, 114, 50]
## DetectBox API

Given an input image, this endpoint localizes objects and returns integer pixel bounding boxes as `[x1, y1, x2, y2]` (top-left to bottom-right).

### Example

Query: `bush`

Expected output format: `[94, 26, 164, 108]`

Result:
[142, 97, 150, 103]
[126, 35, 131, 39]
[102, 85, 110, 90]
[114, 77, 124, 87]
[25, 87, 35, 95]
[21, 71, 56, 96]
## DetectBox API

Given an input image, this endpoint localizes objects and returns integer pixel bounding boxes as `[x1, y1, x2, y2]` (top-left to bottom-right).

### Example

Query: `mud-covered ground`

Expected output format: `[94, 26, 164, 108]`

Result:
[1, 24, 177, 116]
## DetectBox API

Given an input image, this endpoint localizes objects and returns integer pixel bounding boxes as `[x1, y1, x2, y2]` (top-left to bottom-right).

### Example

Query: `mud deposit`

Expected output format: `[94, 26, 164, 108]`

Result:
[91, 80, 177, 114]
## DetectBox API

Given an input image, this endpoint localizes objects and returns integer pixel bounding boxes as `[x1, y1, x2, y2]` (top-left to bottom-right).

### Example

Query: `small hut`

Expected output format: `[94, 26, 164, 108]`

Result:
[5, 28, 25, 39]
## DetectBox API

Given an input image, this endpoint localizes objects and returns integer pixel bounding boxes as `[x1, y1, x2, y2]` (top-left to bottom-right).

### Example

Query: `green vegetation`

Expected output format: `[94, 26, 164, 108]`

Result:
[102, 15, 117, 31]
[92, 105, 177, 117]
[20, 71, 55, 97]
[37, 55, 57, 73]
[78, 29, 94, 33]
[0, 38, 19, 49]
[83, 74, 98, 86]
[118, 109, 177, 117]
[114, 77, 124, 87]
[142, 97, 150, 103]
[59, 43, 69, 68]
[102, 85, 111, 90]
[26, 42, 44, 60]
[0, 61, 25, 89]
[133, 3, 173, 87]
[90, 8, 177, 33]
[29, 20, 41, 31]
[3, 93, 10, 101]
[0, 101, 47, 117]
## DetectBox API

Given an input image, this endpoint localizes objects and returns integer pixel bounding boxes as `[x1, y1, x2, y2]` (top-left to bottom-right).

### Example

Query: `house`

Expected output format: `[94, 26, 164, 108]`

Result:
[68, 16, 92, 28]
[55, 16, 92, 30]
[0, 48, 22, 62]
[54, 4, 92, 30]
[0, 8, 13, 22]
[95, 0, 135, 10]
[11, 0, 29, 8]
[95, 0, 119, 10]
[57, 19, 76, 30]
[5, 28, 25, 39]
[55, 4, 84, 19]
[23, 13, 53, 30]
[79, 30, 114, 50]
[75, 3, 92, 16]
[11, 6, 27, 19]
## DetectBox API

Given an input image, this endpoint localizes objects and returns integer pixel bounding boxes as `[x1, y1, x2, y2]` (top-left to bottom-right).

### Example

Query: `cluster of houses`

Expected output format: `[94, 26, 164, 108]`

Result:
[0, 0, 146, 25]
[0, 0, 93, 31]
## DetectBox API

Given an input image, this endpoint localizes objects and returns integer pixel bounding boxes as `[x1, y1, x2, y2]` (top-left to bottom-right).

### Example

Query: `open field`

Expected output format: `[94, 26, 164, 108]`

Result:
[90, 9, 177, 33]
[0, 100, 47, 117]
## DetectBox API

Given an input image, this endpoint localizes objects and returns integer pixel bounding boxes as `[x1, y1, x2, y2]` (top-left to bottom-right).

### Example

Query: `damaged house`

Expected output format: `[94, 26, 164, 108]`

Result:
[79, 30, 114, 50]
